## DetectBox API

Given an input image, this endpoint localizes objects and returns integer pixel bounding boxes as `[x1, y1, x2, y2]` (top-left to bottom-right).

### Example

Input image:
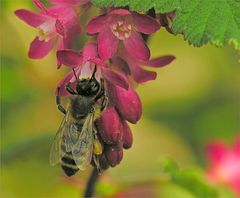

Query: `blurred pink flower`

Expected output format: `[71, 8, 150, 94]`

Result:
[15, 0, 81, 59]
[87, 9, 160, 61]
[205, 136, 240, 195]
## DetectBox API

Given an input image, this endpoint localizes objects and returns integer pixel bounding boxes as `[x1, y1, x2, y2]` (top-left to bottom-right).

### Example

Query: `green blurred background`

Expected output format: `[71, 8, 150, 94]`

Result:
[1, 1, 240, 197]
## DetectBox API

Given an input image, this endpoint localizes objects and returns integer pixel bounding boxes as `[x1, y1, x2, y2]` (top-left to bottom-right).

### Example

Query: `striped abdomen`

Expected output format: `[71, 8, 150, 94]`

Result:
[61, 152, 79, 176]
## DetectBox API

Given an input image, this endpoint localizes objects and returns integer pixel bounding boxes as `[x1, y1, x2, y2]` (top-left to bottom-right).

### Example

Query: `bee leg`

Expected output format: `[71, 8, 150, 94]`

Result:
[66, 83, 76, 95]
[93, 154, 102, 173]
[101, 95, 108, 112]
[56, 87, 66, 114]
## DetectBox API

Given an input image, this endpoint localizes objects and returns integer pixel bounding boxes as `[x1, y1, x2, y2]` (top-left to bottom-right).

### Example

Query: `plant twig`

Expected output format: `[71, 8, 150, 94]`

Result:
[83, 167, 100, 198]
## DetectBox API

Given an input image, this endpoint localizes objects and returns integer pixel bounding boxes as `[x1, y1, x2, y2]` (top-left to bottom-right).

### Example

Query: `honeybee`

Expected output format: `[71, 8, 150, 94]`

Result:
[50, 67, 108, 176]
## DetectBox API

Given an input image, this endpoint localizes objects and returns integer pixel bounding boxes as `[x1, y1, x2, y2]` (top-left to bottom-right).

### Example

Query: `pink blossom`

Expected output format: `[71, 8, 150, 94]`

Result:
[56, 43, 129, 96]
[87, 9, 160, 61]
[112, 48, 175, 84]
[15, 0, 81, 59]
[205, 136, 240, 196]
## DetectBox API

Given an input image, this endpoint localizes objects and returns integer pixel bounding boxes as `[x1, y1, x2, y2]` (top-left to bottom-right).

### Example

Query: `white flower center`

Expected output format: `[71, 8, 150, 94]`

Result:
[37, 19, 57, 42]
[111, 21, 132, 40]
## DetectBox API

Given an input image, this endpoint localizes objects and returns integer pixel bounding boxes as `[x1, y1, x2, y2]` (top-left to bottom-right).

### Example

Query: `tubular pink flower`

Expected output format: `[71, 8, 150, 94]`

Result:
[87, 9, 160, 61]
[113, 48, 175, 84]
[97, 107, 122, 144]
[205, 136, 240, 196]
[121, 119, 133, 149]
[56, 43, 128, 96]
[105, 144, 123, 167]
[15, 0, 81, 59]
[113, 85, 142, 124]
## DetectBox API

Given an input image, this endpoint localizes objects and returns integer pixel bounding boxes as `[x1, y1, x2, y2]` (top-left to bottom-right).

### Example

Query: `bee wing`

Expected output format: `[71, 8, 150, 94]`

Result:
[72, 112, 94, 170]
[49, 110, 73, 166]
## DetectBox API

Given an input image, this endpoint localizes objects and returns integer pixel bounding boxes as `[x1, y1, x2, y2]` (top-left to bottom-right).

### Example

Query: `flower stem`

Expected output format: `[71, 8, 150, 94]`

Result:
[83, 167, 100, 198]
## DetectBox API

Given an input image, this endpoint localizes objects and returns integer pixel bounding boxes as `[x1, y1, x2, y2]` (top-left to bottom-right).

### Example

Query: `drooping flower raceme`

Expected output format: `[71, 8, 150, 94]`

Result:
[15, 0, 81, 59]
[57, 43, 132, 167]
[205, 136, 240, 196]
[15, 1, 175, 170]
[87, 9, 160, 61]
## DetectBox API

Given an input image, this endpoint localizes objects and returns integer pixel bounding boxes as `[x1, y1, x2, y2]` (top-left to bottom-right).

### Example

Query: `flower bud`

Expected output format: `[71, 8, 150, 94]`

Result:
[105, 144, 123, 167]
[121, 120, 133, 149]
[96, 107, 122, 144]
[115, 86, 142, 124]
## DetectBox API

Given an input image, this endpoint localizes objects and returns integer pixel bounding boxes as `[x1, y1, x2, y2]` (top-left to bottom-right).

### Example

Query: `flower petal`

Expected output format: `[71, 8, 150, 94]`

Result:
[132, 12, 160, 34]
[109, 9, 131, 16]
[102, 68, 129, 90]
[111, 57, 131, 75]
[130, 63, 157, 83]
[206, 142, 228, 164]
[124, 31, 150, 61]
[28, 37, 54, 59]
[55, 19, 65, 36]
[98, 27, 119, 60]
[33, 0, 49, 15]
[56, 71, 74, 97]
[82, 43, 98, 61]
[57, 49, 83, 67]
[15, 9, 48, 28]
[87, 15, 108, 34]
[146, 55, 175, 68]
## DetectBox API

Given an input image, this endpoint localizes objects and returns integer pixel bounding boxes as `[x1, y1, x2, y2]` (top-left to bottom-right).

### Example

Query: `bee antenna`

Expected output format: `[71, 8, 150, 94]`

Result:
[72, 68, 78, 81]
[90, 65, 97, 80]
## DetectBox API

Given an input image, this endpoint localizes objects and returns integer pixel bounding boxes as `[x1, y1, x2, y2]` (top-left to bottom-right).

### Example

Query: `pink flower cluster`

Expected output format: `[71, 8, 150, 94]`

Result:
[15, 0, 175, 168]
[205, 136, 240, 196]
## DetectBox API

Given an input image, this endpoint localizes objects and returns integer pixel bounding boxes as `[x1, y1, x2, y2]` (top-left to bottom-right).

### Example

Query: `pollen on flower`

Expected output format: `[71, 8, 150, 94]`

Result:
[111, 21, 132, 40]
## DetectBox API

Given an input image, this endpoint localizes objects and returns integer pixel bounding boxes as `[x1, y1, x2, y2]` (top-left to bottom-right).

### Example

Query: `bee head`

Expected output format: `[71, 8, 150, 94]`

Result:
[76, 77, 100, 97]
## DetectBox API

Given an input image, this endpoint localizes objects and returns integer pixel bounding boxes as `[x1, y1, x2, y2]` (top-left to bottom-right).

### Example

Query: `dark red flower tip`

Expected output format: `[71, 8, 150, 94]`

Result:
[105, 144, 123, 167]
[121, 120, 133, 149]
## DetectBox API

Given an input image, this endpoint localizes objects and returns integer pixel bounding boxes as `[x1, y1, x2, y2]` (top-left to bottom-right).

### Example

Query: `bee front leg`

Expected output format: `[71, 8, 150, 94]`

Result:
[56, 87, 66, 114]
[66, 83, 77, 95]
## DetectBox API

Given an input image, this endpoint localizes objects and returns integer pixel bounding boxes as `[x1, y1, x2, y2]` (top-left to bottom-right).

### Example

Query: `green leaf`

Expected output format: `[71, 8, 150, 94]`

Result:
[172, 0, 240, 48]
[90, 0, 240, 48]
[160, 158, 218, 198]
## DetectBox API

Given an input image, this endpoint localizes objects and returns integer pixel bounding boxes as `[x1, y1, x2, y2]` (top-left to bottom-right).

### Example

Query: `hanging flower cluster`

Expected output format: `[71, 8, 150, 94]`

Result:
[15, 0, 175, 170]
